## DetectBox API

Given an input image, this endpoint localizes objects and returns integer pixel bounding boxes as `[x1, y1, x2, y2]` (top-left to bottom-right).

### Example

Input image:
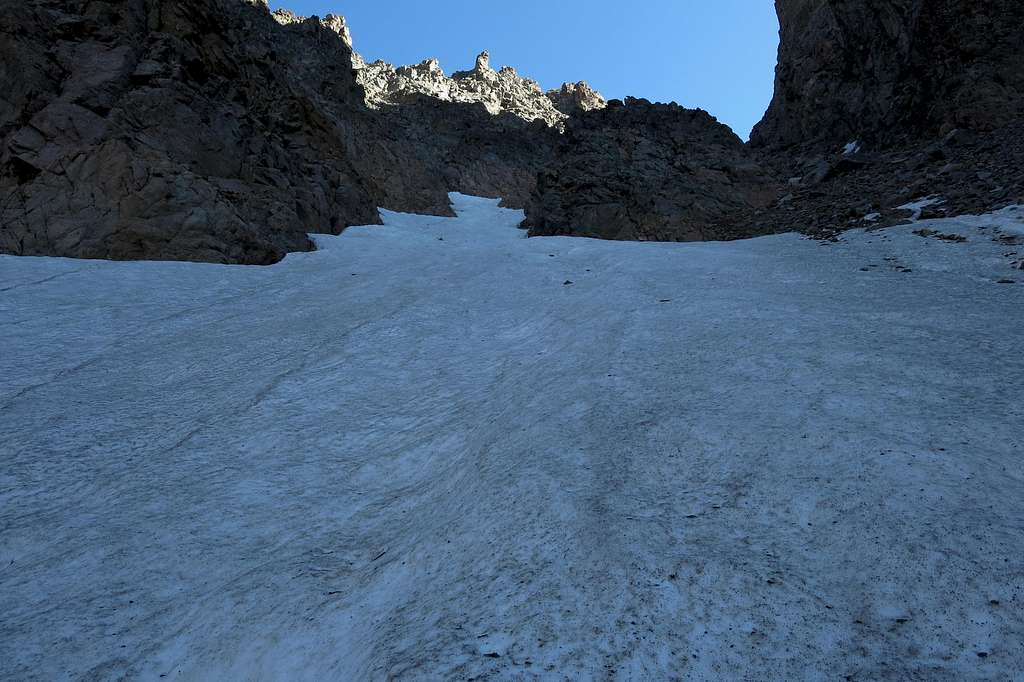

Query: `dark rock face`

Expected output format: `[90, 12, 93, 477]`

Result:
[737, 0, 1024, 239]
[740, 121, 1024, 239]
[752, 0, 1024, 152]
[528, 0, 1024, 242]
[0, 0, 553, 263]
[0, 0, 382, 264]
[527, 99, 777, 241]
[357, 50, 603, 128]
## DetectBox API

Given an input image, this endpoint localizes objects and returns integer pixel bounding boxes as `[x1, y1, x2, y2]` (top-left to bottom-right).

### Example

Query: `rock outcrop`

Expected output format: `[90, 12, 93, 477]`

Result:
[357, 50, 605, 127]
[369, 99, 559, 216]
[726, 120, 1024, 240]
[752, 0, 1024, 152]
[271, 7, 354, 49]
[547, 81, 607, 117]
[526, 99, 777, 241]
[528, 0, 1024, 242]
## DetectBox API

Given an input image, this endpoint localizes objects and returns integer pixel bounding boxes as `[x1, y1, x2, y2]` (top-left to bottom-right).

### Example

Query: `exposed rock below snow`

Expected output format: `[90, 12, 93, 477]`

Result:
[752, 0, 1024, 152]
[357, 50, 605, 127]
[735, 121, 1024, 239]
[526, 98, 777, 241]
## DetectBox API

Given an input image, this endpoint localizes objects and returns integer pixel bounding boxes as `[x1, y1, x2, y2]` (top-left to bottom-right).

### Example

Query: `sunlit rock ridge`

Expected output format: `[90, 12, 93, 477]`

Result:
[259, 2, 606, 127]
[357, 50, 606, 127]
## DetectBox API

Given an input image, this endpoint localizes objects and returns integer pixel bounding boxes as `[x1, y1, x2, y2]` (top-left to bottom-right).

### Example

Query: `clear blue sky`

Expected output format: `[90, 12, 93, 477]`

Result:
[271, 1, 780, 140]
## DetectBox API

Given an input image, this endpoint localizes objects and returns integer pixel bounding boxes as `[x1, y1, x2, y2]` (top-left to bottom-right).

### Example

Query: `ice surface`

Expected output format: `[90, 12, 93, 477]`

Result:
[2, 195, 1023, 680]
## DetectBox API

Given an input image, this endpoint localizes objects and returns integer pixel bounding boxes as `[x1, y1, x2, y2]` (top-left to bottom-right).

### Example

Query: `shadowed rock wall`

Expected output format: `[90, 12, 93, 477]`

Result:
[0, 0, 382, 263]
[751, 0, 1024, 151]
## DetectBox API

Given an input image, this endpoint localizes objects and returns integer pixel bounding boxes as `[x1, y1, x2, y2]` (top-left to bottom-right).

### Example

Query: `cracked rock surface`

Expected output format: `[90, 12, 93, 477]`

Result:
[0, 0, 380, 263]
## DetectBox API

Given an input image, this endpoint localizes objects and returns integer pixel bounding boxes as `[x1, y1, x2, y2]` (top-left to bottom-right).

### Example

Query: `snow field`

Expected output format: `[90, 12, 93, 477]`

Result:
[1, 195, 1023, 680]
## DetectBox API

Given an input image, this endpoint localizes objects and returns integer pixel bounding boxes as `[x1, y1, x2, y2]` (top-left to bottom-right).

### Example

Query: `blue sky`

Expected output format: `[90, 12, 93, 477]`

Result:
[271, 1, 779, 140]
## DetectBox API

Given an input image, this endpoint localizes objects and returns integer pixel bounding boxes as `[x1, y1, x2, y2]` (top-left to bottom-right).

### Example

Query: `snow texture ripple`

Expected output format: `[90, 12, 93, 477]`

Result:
[2, 195, 1023, 680]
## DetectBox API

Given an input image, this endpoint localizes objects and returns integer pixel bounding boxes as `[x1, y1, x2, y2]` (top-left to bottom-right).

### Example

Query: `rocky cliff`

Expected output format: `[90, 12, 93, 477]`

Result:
[2, 0, 1022, 264]
[0, 0, 381, 263]
[720, 0, 1023, 237]
[527, 98, 776, 241]
[358, 50, 605, 128]
[526, 0, 1024, 240]
[752, 0, 1024, 152]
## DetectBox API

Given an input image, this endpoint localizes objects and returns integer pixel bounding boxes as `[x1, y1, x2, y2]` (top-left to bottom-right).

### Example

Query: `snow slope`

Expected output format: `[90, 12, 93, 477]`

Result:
[1, 195, 1023, 680]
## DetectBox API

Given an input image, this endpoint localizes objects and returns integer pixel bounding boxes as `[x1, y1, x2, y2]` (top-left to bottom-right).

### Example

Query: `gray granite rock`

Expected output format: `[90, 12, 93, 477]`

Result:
[0, 0, 553, 263]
